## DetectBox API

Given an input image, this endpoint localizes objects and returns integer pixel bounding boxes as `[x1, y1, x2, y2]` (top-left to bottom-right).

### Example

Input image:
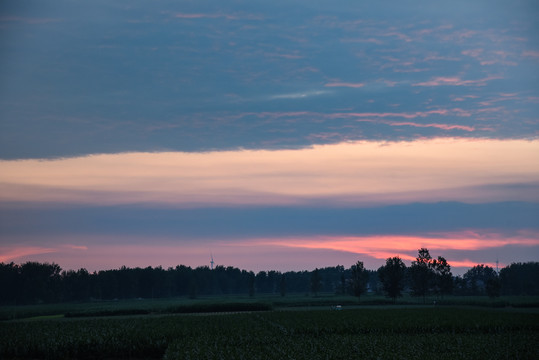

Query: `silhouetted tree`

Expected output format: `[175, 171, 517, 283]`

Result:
[499, 262, 539, 295]
[62, 268, 90, 301]
[463, 264, 498, 295]
[432, 256, 453, 297]
[248, 271, 255, 297]
[486, 275, 501, 298]
[340, 273, 346, 295]
[19, 262, 61, 304]
[188, 272, 198, 299]
[367, 270, 381, 295]
[0, 263, 20, 304]
[310, 268, 322, 296]
[4, 259, 539, 306]
[378, 257, 406, 302]
[408, 248, 435, 303]
[267, 270, 280, 294]
[350, 261, 369, 301]
[279, 274, 286, 297]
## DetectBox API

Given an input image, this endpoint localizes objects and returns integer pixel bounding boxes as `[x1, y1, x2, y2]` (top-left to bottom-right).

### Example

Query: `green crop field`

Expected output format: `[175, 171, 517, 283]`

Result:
[1, 304, 538, 359]
[2, 293, 538, 321]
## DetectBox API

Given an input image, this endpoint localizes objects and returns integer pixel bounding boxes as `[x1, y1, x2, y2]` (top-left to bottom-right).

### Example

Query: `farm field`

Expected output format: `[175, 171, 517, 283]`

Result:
[2, 293, 539, 321]
[1, 303, 538, 359]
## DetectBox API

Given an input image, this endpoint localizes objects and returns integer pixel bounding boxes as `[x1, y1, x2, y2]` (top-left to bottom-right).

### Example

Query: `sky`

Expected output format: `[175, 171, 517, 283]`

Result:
[1, 0, 538, 275]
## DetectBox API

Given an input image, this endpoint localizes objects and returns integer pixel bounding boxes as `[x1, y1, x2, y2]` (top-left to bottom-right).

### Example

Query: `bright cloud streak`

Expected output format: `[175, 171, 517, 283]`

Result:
[252, 232, 539, 265]
[384, 121, 475, 131]
[269, 90, 330, 100]
[336, 109, 451, 119]
[0, 138, 537, 206]
[0, 244, 89, 263]
[0, 246, 57, 263]
[413, 76, 502, 87]
[257, 234, 539, 255]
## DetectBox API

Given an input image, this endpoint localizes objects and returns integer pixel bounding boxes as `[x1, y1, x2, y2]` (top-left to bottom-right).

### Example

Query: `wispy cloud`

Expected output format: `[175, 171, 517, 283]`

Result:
[522, 50, 539, 59]
[324, 82, 365, 88]
[413, 76, 502, 87]
[340, 37, 383, 45]
[0, 246, 56, 263]
[0, 244, 88, 263]
[269, 90, 330, 100]
[382, 31, 412, 42]
[385, 121, 475, 132]
[328, 109, 453, 119]
[173, 12, 262, 21]
[65, 244, 88, 251]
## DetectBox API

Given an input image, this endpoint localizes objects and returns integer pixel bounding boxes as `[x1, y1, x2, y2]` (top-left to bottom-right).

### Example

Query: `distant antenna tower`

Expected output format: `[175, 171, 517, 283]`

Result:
[210, 253, 215, 270]
[496, 257, 499, 274]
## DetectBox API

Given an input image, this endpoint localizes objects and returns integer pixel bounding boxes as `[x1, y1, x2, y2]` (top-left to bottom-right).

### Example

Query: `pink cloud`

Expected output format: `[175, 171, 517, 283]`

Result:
[383, 31, 412, 42]
[450, 30, 477, 40]
[65, 244, 88, 251]
[451, 95, 479, 102]
[340, 38, 383, 45]
[324, 82, 365, 88]
[330, 109, 449, 119]
[451, 108, 472, 116]
[173, 13, 262, 21]
[0, 246, 56, 263]
[324, 110, 474, 130]
[450, 260, 501, 268]
[0, 245, 89, 268]
[4, 230, 536, 273]
[413, 76, 501, 87]
[480, 60, 517, 66]
[251, 231, 539, 271]
[522, 50, 539, 58]
[461, 49, 483, 58]
[0, 244, 89, 263]
[385, 121, 475, 132]
[462, 49, 517, 66]
[476, 107, 504, 113]
[424, 55, 461, 62]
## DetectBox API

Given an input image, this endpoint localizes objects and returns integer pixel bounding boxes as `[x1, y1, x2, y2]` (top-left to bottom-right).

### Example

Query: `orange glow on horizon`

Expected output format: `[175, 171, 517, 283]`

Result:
[0, 138, 537, 206]
[2, 232, 535, 273]
[256, 234, 539, 253]
[249, 232, 539, 267]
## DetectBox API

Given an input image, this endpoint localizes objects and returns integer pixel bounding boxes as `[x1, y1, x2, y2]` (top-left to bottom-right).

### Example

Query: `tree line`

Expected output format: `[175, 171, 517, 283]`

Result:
[0, 249, 537, 305]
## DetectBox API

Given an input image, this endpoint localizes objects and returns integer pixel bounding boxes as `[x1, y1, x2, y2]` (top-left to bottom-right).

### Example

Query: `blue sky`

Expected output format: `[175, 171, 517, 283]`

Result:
[0, 0, 538, 273]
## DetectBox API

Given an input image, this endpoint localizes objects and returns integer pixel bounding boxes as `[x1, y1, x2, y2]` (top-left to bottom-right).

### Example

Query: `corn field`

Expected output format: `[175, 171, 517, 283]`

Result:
[1, 307, 538, 359]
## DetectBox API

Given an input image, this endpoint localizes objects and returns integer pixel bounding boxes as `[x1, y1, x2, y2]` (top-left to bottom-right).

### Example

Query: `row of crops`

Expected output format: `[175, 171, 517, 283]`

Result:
[1, 307, 538, 359]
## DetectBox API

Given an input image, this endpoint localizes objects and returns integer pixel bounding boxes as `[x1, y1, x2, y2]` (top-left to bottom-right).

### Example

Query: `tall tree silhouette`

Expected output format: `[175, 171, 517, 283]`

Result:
[409, 248, 435, 303]
[310, 268, 322, 296]
[432, 256, 453, 297]
[378, 257, 406, 302]
[350, 261, 369, 301]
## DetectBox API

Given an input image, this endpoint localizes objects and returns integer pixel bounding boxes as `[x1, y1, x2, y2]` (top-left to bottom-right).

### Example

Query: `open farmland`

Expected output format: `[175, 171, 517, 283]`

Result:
[1, 306, 538, 359]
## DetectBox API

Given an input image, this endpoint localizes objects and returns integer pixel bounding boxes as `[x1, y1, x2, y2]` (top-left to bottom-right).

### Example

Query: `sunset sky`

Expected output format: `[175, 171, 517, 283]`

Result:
[1, 0, 538, 275]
